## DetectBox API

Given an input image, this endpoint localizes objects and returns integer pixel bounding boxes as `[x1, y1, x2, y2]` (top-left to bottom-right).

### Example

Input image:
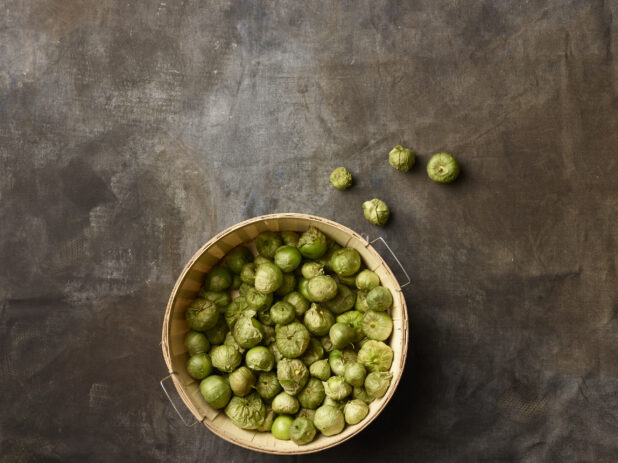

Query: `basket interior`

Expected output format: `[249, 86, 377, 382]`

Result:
[162, 214, 408, 454]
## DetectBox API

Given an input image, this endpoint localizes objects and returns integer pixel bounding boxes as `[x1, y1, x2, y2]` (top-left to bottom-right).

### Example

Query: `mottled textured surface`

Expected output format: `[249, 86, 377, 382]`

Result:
[1, 0, 617, 461]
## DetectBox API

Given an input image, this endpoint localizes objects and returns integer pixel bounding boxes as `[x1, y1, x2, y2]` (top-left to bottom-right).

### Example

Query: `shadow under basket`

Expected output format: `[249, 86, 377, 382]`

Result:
[161, 213, 409, 454]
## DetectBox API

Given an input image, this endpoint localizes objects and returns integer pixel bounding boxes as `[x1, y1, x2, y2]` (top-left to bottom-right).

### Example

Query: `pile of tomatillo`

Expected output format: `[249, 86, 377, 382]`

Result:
[184, 227, 395, 445]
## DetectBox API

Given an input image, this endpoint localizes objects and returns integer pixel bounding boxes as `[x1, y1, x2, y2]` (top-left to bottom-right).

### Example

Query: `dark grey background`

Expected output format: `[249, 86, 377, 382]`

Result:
[1, 0, 617, 461]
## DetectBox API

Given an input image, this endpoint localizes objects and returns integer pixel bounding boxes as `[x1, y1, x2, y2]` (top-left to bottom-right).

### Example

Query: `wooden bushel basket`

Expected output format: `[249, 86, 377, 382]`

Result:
[161, 213, 409, 454]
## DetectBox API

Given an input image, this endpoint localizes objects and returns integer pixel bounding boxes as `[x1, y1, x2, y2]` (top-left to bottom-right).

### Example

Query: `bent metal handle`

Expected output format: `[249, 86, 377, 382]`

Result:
[368, 236, 411, 289]
[160, 373, 202, 427]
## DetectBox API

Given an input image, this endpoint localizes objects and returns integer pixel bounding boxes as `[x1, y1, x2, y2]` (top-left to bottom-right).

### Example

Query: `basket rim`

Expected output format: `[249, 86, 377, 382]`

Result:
[161, 213, 409, 455]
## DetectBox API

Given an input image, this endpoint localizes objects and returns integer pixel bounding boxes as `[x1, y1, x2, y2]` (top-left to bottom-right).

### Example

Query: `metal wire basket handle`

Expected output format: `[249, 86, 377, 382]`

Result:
[160, 373, 203, 427]
[366, 236, 411, 289]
